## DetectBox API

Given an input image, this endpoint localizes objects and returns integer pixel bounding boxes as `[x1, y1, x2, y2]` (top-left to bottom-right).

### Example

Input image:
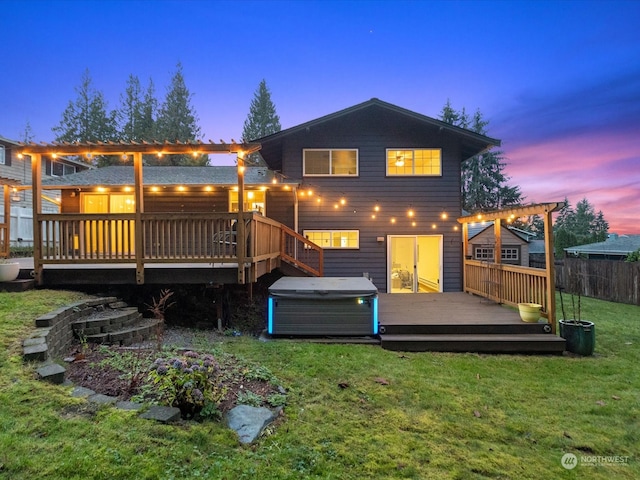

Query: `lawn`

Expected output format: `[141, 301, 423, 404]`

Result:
[0, 290, 638, 479]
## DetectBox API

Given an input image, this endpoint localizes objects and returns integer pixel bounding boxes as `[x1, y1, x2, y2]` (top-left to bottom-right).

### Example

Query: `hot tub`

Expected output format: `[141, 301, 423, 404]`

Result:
[268, 277, 378, 336]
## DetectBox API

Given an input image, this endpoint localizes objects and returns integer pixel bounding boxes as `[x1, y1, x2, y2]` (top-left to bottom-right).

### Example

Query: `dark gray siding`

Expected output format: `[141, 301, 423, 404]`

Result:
[277, 107, 465, 292]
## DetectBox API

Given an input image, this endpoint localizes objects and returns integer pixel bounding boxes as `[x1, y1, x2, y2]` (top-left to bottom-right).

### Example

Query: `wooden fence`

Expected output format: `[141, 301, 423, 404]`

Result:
[555, 257, 640, 306]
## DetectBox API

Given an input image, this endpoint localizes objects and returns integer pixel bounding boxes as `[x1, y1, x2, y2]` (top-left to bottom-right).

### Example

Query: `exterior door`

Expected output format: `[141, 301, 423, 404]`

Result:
[388, 235, 442, 293]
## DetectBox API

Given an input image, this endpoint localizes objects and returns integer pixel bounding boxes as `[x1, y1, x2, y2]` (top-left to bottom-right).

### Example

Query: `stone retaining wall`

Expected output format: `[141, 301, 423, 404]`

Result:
[22, 297, 119, 363]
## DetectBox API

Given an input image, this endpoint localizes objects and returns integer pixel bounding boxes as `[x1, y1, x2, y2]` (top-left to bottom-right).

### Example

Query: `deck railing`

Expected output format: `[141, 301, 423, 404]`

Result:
[0, 223, 8, 258]
[280, 224, 323, 277]
[464, 259, 548, 314]
[35, 212, 322, 280]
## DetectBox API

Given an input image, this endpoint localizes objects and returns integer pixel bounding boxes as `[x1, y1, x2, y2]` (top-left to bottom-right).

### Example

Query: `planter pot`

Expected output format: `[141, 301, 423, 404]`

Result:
[0, 262, 20, 282]
[518, 303, 542, 323]
[559, 320, 595, 356]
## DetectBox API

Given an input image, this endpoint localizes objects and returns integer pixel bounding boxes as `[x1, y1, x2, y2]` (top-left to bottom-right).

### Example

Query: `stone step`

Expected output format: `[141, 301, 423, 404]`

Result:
[72, 308, 141, 336]
[85, 318, 163, 346]
[380, 333, 566, 354]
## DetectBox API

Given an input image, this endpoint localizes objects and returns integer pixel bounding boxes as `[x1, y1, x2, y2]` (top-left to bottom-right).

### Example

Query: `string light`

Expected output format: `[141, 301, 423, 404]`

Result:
[407, 209, 415, 217]
[340, 198, 346, 206]
[441, 212, 448, 220]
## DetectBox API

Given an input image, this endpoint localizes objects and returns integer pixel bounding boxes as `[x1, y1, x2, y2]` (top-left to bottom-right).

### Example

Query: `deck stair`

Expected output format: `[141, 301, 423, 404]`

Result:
[378, 322, 565, 354]
[71, 305, 162, 346]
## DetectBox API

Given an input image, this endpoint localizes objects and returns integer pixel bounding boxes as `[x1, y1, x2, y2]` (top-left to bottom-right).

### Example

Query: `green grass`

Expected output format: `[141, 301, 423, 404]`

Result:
[0, 291, 638, 479]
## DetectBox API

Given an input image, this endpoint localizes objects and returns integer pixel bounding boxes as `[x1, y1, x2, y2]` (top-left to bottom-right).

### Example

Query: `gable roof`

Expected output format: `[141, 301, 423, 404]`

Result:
[40, 166, 297, 189]
[468, 223, 529, 243]
[256, 98, 501, 170]
[565, 234, 640, 256]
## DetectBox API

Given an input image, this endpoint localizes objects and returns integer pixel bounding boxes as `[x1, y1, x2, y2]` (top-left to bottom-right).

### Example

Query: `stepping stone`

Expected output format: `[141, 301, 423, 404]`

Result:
[71, 386, 96, 398]
[36, 363, 66, 384]
[139, 405, 181, 423]
[116, 401, 144, 411]
[88, 393, 118, 405]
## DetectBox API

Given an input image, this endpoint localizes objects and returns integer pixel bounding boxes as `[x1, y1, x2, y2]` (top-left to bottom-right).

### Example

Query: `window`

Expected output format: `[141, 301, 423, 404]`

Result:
[303, 149, 358, 176]
[387, 148, 441, 176]
[474, 246, 520, 262]
[52, 162, 77, 177]
[304, 230, 359, 249]
[0, 146, 5, 165]
[229, 190, 266, 215]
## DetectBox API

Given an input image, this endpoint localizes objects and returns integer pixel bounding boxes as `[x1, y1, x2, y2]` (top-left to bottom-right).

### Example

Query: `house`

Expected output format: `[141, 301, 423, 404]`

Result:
[257, 98, 500, 293]
[564, 234, 640, 260]
[15, 100, 567, 346]
[0, 135, 92, 249]
[467, 223, 533, 267]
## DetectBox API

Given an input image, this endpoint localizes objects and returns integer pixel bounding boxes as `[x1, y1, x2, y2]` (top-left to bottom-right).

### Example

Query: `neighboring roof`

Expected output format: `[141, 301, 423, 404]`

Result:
[0, 135, 19, 145]
[565, 234, 640, 256]
[468, 223, 530, 243]
[529, 239, 546, 254]
[256, 98, 501, 170]
[41, 166, 298, 188]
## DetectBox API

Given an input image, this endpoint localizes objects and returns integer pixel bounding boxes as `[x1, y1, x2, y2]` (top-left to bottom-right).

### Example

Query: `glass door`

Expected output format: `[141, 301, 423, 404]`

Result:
[389, 235, 442, 293]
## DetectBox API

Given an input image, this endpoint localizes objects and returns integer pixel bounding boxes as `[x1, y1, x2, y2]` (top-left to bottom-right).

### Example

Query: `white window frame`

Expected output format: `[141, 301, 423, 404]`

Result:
[304, 229, 360, 249]
[386, 148, 442, 176]
[303, 149, 358, 177]
[474, 246, 520, 261]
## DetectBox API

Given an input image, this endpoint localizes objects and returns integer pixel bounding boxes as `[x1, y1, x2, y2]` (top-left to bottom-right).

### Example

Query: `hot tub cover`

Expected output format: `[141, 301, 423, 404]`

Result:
[269, 277, 377, 299]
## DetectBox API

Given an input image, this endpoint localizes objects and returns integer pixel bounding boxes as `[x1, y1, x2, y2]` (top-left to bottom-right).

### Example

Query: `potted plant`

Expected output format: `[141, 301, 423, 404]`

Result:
[0, 259, 20, 282]
[557, 272, 595, 356]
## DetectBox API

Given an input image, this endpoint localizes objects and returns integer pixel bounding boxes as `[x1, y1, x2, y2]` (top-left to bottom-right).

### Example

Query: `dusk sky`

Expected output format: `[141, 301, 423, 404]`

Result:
[1, 0, 638, 233]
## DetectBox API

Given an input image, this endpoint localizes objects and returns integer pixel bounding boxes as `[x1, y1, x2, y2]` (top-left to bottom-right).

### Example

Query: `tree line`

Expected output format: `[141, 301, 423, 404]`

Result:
[50, 65, 280, 167]
[49, 67, 608, 252]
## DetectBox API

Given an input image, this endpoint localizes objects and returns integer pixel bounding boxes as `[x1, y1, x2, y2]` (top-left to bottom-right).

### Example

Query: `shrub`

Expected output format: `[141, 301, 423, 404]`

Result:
[148, 351, 226, 419]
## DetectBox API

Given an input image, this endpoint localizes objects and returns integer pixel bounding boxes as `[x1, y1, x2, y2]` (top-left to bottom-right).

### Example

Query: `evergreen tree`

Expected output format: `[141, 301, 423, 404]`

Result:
[440, 102, 522, 212]
[117, 75, 157, 142]
[553, 197, 609, 256]
[52, 69, 118, 166]
[241, 79, 281, 165]
[155, 63, 206, 166]
[20, 121, 34, 143]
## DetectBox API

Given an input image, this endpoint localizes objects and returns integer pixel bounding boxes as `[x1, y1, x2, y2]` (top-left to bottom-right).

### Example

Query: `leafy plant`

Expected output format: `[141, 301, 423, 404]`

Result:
[148, 351, 225, 419]
[266, 393, 287, 407]
[243, 364, 276, 383]
[625, 248, 640, 262]
[236, 390, 263, 407]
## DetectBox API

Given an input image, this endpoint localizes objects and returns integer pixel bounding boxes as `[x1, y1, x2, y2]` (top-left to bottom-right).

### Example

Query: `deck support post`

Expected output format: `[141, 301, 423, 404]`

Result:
[133, 152, 145, 284]
[2, 185, 10, 258]
[31, 153, 43, 284]
[237, 154, 246, 284]
[543, 207, 557, 333]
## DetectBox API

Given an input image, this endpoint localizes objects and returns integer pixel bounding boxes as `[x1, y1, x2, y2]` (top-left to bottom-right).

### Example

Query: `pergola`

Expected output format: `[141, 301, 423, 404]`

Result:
[16, 140, 261, 283]
[458, 202, 564, 333]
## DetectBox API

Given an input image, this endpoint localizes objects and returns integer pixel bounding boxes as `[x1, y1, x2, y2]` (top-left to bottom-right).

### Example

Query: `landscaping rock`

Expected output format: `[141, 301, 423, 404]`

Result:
[36, 363, 66, 384]
[139, 405, 182, 423]
[71, 386, 96, 398]
[88, 393, 118, 405]
[116, 400, 144, 411]
[224, 405, 277, 444]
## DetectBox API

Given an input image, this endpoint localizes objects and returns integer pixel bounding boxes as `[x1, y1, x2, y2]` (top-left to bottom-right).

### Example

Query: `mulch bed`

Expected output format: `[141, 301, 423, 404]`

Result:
[64, 330, 281, 415]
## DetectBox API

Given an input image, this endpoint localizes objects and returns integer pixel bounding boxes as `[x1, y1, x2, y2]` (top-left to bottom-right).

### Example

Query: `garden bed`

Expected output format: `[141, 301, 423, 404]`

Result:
[64, 326, 286, 417]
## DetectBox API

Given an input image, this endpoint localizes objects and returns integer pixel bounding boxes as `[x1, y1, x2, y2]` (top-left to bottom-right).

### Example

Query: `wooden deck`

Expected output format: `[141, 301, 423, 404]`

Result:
[377, 292, 565, 353]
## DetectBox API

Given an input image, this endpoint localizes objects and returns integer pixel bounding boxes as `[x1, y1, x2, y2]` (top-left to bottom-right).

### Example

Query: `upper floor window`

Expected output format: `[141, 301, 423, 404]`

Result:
[52, 162, 77, 177]
[387, 148, 441, 176]
[303, 149, 358, 176]
[0, 146, 5, 165]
